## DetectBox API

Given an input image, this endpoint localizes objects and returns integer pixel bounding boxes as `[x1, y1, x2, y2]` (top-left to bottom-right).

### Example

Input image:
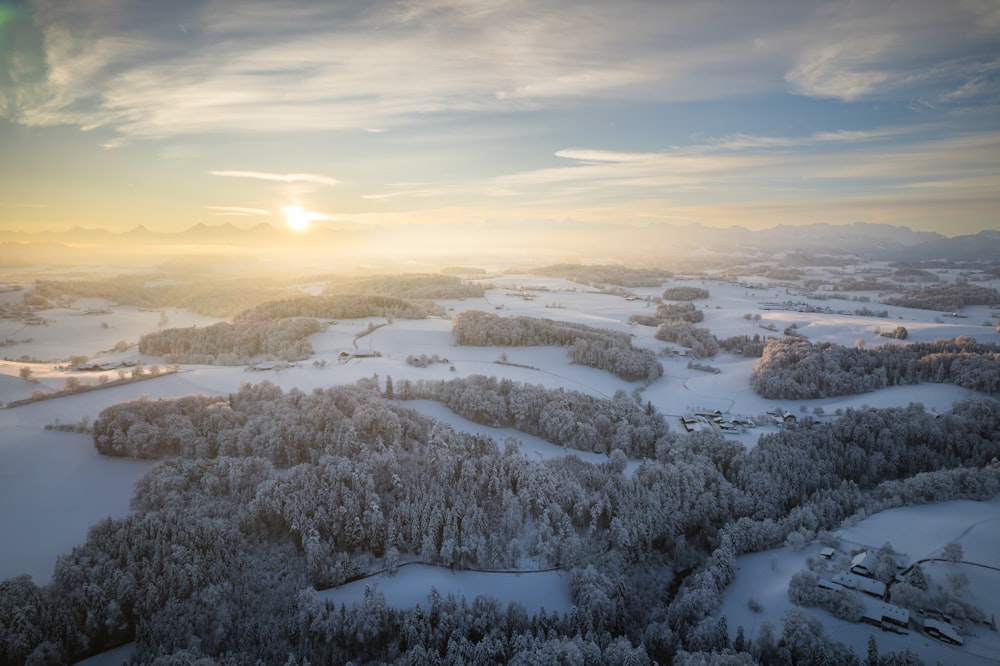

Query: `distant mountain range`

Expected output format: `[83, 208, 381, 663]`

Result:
[2, 221, 997, 267]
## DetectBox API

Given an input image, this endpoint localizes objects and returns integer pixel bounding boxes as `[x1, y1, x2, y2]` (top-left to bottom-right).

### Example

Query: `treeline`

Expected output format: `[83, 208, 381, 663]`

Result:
[832, 277, 898, 293]
[4, 377, 1000, 663]
[522, 264, 672, 287]
[717, 333, 770, 358]
[751, 336, 1000, 399]
[452, 311, 663, 381]
[655, 322, 720, 358]
[92, 375, 667, 460]
[756, 267, 803, 281]
[453, 311, 632, 347]
[884, 281, 1000, 311]
[27, 275, 291, 317]
[662, 286, 710, 301]
[624, 300, 720, 358]
[322, 273, 484, 300]
[138, 318, 322, 365]
[889, 267, 939, 283]
[398, 374, 668, 457]
[234, 293, 444, 322]
[630, 301, 704, 326]
[5, 365, 178, 409]
[139, 293, 450, 365]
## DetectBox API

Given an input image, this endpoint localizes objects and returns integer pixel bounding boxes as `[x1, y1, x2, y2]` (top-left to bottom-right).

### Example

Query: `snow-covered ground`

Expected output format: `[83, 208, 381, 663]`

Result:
[0, 297, 222, 365]
[718, 497, 1000, 665]
[317, 563, 573, 616]
[0, 420, 153, 583]
[0, 267, 997, 623]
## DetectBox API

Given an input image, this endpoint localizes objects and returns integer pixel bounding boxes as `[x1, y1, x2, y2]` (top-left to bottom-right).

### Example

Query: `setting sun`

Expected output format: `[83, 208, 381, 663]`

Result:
[281, 205, 310, 232]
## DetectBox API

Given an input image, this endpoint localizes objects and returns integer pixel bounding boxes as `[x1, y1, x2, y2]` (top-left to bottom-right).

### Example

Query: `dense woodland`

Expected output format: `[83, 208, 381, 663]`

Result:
[624, 296, 724, 359]
[751, 336, 1000, 399]
[654, 322, 720, 358]
[452, 311, 663, 382]
[234, 294, 445, 322]
[396, 375, 667, 457]
[3, 376, 999, 664]
[138, 318, 323, 365]
[884, 282, 1000, 311]
[629, 302, 705, 327]
[661, 287, 710, 302]
[138, 294, 447, 365]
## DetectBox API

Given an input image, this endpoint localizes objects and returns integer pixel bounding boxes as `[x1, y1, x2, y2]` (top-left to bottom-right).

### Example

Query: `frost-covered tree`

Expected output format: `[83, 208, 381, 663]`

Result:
[942, 542, 963, 562]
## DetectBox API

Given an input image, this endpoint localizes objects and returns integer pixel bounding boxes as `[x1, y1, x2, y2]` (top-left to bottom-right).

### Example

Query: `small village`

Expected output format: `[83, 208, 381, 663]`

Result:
[808, 546, 989, 649]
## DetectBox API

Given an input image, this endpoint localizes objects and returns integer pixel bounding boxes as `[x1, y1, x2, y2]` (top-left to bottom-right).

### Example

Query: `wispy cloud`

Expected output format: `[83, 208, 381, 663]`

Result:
[206, 206, 271, 216]
[493, 129, 1000, 211]
[362, 183, 456, 200]
[12, 0, 992, 138]
[782, 2, 1000, 103]
[208, 170, 338, 186]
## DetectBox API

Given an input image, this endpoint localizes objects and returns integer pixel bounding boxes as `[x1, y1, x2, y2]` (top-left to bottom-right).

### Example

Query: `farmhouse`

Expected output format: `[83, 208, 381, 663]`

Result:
[861, 601, 910, 630]
[247, 361, 294, 372]
[920, 618, 964, 646]
[850, 551, 878, 577]
[678, 417, 699, 433]
[831, 572, 886, 599]
[75, 362, 118, 372]
[817, 578, 839, 592]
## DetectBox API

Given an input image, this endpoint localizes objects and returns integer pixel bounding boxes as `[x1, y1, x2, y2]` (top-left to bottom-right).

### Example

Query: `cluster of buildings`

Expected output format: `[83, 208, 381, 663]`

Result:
[816, 549, 965, 646]
[678, 410, 756, 434]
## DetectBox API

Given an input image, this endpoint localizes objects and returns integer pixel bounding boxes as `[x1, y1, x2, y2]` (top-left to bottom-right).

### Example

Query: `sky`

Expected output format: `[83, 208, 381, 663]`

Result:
[0, 0, 998, 237]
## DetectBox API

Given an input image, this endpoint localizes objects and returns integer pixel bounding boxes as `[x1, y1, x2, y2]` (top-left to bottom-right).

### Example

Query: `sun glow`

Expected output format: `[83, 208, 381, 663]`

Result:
[281, 205, 310, 232]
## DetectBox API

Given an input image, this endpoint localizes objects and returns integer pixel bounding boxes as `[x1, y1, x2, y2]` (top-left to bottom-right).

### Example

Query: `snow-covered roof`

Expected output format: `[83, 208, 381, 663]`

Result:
[850, 551, 878, 576]
[923, 619, 963, 645]
[863, 600, 909, 627]
[832, 571, 886, 598]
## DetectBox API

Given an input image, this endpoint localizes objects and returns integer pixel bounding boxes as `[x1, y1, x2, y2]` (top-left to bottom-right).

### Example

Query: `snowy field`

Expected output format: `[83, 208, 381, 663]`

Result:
[718, 497, 1000, 665]
[318, 563, 573, 616]
[0, 266, 998, 640]
[0, 422, 153, 583]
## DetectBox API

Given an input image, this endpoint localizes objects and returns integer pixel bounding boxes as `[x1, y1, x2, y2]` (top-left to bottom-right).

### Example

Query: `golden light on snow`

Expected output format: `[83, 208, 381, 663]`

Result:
[281, 205, 310, 232]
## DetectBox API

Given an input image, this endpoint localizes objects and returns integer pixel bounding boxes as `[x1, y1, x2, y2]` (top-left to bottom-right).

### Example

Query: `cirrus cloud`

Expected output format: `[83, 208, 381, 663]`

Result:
[208, 170, 338, 186]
